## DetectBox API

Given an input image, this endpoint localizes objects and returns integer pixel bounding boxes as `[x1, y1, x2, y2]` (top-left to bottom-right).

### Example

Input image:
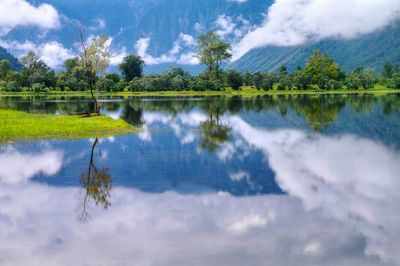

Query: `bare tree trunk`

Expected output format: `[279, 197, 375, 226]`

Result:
[88, 79, 100, 115]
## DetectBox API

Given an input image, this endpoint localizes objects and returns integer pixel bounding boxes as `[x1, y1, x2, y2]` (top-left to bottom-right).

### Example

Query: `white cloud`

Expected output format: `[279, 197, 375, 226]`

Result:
[135, 33, 199, 65]
[227, 116, 400, 264]
[0, 148, 63, 183]
[0, 114, 399, 265]
[232, 0, 400, 60]
[194, 22, 204, 32]
[0, 0, 61, 35]
[227, 214, 269, 234]
[215, 15, 236, 38]
[0, 182, 389, 266]
[0, 40, 75, 68]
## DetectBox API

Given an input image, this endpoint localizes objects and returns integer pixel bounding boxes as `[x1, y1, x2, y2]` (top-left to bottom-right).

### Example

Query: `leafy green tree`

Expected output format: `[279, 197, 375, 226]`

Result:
[79, 29, 111, 114]
[242, 72, 254, 86]
[0, 59, 11, 80]
[20, 51, 49, 89]
[382, 62, 395, 79]
[305, 50, 341, 89]
[261, 72, 277, 91]
[253, 72, 264, 90]
[279, 65, 288, 76]
[346, 67, 376, 90]
[226, 69, 243, 90]
[119, 55, 145, 82]
[291, 68, 311, 90]
[197, 32, 232, 79]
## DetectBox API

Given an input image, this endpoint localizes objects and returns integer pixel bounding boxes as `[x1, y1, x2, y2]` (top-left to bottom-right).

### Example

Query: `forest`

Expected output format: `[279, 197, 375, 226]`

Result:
[0, 32, 400, 94]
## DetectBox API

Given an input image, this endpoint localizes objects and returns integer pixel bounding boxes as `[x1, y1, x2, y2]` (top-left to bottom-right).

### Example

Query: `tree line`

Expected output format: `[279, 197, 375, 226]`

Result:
[1, 31, 400, 95]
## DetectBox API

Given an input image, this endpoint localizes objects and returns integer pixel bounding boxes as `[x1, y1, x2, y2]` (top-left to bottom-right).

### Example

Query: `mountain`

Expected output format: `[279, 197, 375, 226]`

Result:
[9, 0, 269, 54]
[231, 24, 400, 73]
[0, 46, 22, 70]
[3, 0, 400, 73]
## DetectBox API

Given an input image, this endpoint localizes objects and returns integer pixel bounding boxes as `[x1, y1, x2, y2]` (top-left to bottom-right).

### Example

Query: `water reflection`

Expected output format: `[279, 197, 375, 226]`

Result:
[0, 95, 400, 265]
[2, 94, 400, 133]
[79, 138, 112, 220]
[198, 100, 232, 152]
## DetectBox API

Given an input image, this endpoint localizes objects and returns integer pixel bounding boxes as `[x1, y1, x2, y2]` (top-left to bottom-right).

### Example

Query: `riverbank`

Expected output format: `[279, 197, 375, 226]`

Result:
[0, 86, 399, 97]
[0, 109, 137, 143]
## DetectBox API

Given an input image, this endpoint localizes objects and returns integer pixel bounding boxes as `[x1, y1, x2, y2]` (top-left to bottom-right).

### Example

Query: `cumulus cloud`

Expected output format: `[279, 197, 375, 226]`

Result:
[215, 15, 236, 38]
[0, 40, 75, 68]
[0, 114, 399, 265]
[141, 111, 207, 144]
[135, 33, 199, 65]
[0, 0, 61, 35]
[0, 148, 63, 183]
[227, 116, 400, 264]
[0, 183, 390, 266]
[232, 0, 400, 60]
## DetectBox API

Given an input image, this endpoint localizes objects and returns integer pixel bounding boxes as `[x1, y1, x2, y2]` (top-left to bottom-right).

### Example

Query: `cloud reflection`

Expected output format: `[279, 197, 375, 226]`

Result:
[0, 185, 389, 266]
[227, 116, 400, 264]
[0, 113, 399, 265]
[0, 148, 63, 183]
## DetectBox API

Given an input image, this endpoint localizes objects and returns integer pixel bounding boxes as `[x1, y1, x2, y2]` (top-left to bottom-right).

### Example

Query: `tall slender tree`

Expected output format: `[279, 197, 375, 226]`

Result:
[79, 26, 110, 115]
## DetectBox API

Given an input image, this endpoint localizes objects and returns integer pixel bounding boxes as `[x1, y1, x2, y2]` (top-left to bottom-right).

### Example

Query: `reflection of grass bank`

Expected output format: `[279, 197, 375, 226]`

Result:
[0, 109, 137, 143]
[0, 86, 399, 97]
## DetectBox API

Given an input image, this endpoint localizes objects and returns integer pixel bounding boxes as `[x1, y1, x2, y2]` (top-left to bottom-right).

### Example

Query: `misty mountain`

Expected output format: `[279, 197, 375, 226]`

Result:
[231, 24, 400, 73]
[3, 0, 400, 73]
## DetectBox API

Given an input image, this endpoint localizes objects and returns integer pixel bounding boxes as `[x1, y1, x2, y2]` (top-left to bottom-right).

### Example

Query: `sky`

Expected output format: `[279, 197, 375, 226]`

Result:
[0, 0, 399, 68]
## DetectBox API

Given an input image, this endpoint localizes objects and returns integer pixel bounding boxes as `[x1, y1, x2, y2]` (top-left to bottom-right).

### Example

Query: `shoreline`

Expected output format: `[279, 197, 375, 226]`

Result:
[0, 87, 399, 97]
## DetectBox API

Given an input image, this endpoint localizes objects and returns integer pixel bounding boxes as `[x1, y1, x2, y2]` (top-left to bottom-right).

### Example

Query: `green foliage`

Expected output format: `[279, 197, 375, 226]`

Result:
[253, 72, 277, 90]
[80, 34, 111, 85]
[19, 51, 54, 89]
[0, 59, 11, 80]
[226, 70, 243, 90]
[0, 46, 22, 70]
[1, 47, 399, 94]
[305, 50, 342, 89]
[5, 81, 21, 92]
[346, 68, 377, 90]
[381, 62, 400, 89]
[197, 32, 232, 78]
[119, 55, 145, 82]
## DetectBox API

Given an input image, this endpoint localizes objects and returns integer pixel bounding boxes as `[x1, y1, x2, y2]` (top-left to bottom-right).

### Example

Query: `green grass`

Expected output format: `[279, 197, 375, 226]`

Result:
[0, 109, 138, 143]
[1, 85, 399, 97]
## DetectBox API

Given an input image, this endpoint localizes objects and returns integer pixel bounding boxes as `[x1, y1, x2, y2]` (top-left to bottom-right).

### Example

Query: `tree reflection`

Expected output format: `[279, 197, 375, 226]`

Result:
[121, 102, 145, 126]
[79, 138, 112, 220]
[199, 98, 232, 152]
[291, 95, 345, 132]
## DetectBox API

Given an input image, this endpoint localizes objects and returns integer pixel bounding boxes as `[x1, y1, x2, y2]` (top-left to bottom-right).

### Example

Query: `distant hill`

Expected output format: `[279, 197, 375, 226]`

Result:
[230, 24, 400, 73]
[3, 0, 400, 73]
[0, 46, 22, 70]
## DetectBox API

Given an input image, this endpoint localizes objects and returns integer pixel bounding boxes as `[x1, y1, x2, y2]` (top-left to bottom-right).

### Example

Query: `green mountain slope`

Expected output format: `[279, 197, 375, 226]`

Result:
[231, 24, 400, 72]
[0, 47, 22, 70]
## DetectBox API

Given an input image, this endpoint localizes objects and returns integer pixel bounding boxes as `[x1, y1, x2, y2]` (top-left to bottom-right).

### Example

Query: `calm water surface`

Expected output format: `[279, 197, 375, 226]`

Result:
[0, 94, 400, 266]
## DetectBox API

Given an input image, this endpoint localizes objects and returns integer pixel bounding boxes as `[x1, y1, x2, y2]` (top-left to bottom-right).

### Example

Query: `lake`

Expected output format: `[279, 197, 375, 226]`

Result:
[0, 94, 399, 266]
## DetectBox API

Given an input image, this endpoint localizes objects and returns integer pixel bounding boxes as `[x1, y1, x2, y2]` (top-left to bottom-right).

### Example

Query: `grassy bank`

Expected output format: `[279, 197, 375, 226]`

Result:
[0, 109, 137, 143]
[0, 86, 399, 97]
